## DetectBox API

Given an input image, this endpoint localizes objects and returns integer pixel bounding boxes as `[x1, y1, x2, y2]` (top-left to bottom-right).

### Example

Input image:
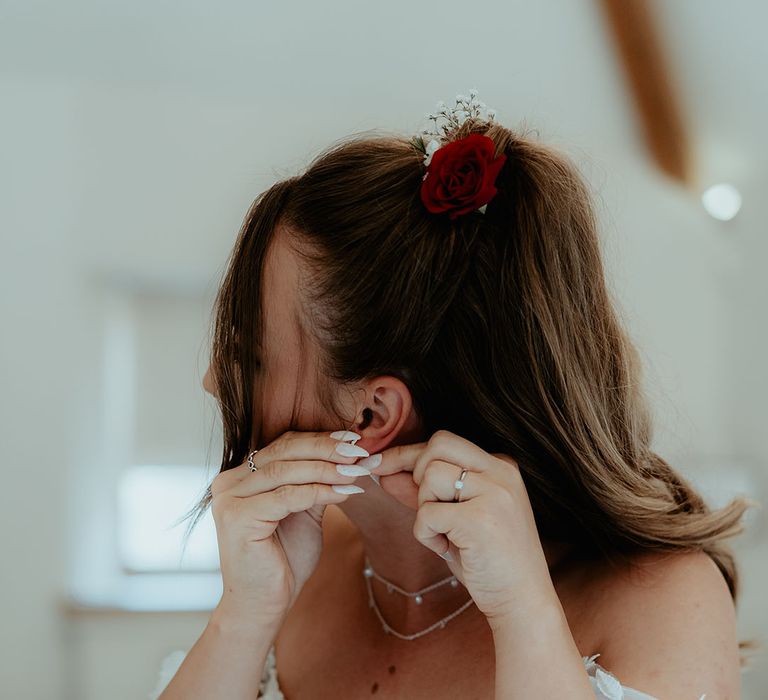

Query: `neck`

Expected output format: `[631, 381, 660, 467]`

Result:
[336, 478, 574, 634]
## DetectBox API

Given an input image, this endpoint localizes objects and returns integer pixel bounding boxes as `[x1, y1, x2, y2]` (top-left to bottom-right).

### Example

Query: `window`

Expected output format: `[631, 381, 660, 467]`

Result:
[67, 278, 224, 611]
[117, 464, 218, 573]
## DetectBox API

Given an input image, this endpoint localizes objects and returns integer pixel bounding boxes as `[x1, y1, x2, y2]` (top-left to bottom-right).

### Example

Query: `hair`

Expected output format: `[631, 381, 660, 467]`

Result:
[179, 115, 761, 666]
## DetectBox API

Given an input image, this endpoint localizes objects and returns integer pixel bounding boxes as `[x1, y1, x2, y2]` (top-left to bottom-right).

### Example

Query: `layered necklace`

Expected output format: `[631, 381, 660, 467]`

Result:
[362, 555, 476, 641]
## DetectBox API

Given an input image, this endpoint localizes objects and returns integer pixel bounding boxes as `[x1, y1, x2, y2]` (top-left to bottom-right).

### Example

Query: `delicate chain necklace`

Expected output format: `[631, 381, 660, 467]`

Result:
[362, 555, 475, 641]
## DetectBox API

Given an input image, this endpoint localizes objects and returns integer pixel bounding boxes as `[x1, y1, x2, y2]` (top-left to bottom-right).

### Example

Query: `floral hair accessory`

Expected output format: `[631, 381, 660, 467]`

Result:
[411, 89, 507, 219]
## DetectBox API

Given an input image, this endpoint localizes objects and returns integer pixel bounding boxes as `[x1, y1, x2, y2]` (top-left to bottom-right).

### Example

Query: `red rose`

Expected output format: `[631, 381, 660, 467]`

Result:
[420, 133, 507, 219]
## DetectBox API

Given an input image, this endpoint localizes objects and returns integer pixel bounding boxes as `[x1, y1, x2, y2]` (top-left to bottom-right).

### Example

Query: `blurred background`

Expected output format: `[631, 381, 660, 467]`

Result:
[1, 0, 766, 698]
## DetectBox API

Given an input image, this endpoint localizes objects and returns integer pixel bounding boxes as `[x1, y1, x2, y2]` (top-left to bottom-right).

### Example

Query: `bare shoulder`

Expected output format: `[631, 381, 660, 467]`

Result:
[590, 549, 741, 699]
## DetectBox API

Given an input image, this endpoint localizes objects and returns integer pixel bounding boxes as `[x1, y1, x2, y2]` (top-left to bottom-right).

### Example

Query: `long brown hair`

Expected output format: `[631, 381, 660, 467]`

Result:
[181, 116, 760, 665]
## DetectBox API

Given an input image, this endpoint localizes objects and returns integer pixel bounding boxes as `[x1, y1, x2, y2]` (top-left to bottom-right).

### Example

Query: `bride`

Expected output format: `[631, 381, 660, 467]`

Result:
[152, 92, 752, 699]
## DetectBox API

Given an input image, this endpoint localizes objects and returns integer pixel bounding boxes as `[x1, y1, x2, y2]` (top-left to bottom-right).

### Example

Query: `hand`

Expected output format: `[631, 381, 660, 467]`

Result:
[210, 430, 368, 623]
[369, 430, 559, 626]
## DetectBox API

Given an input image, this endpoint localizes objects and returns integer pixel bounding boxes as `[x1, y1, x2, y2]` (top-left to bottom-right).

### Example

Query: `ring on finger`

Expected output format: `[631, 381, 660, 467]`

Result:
[453, 468, 469, 503]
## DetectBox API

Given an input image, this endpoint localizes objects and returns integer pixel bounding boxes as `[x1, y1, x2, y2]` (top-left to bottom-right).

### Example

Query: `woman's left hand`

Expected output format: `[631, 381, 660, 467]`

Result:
[368, 430, 560, 627]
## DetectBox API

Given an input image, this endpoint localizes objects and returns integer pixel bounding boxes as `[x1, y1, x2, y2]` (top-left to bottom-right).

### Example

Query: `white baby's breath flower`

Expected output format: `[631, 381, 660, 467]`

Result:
[415, 89, 499, 156]
[423, 138, 441, 166]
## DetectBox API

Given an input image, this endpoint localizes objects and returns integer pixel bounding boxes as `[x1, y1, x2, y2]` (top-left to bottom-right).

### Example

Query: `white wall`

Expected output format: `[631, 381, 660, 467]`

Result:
[1, 1, 766, 698]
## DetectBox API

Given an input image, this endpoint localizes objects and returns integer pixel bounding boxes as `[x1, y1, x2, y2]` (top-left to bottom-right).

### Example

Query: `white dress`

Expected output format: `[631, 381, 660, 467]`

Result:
[148, 644, 707, 699]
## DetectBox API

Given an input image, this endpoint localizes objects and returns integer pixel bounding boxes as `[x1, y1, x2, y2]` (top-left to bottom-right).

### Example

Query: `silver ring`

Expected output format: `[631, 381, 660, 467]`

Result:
[453, 468, 468, 502]
[247, 449, 260, 472]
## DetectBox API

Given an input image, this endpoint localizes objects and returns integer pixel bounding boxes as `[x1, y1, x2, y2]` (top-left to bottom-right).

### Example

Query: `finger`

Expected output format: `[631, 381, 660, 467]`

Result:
[211, 430, 365, 495]
[214, 481, 358, 526]
[418, 460, 483, 508]
[369, 431, 495, 485]
[366, 441, 427, 477]
[226, 459, 360, 498]
[413, 500, 464, 557]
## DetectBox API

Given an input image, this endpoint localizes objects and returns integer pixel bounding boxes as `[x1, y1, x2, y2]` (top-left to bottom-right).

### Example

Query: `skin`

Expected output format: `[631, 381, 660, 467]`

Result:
[203, 223, 742, 698]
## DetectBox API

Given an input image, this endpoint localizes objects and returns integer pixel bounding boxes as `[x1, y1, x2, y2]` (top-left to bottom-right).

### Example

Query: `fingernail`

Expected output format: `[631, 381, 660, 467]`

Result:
[331, 430, 361, 442]
[369, 473, 380, 485]
[439, 550, 453, 561]
[336, 464, 372, 476]
[332, 484, 365, 494]
[355, 453, 382, 469]
[335, 443, 369, 458]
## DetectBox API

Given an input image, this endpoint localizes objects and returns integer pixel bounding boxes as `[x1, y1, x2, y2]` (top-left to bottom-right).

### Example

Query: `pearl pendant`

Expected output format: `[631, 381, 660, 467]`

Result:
[363, 566, 373, 577]
[450, 578, 458, 587]
[414, 594, 423, 604]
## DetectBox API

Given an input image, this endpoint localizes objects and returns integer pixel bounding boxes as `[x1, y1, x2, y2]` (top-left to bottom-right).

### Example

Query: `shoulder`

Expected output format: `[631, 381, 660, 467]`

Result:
[590, 550, 740, 699]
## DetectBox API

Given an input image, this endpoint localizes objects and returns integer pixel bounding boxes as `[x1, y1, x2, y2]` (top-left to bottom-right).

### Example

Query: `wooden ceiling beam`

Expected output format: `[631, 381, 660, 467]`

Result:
[597, 0, 694, 186]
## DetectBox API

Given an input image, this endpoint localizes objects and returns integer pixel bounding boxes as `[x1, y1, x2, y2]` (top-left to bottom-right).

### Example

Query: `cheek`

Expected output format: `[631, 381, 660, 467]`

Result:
[253, 358, 332, 442]
[252, 374, 277, 446]
[254, 371, 303, 442]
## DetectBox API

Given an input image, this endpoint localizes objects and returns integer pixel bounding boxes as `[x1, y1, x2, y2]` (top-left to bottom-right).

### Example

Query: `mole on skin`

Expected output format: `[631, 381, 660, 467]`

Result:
[370, 665, 396, 694]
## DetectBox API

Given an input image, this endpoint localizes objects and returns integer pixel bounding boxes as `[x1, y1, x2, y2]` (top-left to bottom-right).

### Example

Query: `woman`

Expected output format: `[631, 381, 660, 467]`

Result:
[151, 91, 755, 699]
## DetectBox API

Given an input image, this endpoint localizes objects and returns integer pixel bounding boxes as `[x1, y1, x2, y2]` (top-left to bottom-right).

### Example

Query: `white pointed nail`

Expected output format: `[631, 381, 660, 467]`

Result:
[331, 430, 361, 442]
[335, 443, 369, 457]
[355, 453, 382, 469]
[336, 464, 372, 476]
[332, 484, 365, 494]
[439, 550, 454, 561]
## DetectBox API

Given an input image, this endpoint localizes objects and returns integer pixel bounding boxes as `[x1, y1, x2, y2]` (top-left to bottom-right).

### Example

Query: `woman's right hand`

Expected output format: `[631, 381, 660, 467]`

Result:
[210, 429, 371, 626]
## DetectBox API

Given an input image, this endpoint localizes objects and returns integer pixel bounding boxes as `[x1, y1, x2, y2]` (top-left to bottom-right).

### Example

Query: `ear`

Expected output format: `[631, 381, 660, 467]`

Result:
[351, 375, 419, 455]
